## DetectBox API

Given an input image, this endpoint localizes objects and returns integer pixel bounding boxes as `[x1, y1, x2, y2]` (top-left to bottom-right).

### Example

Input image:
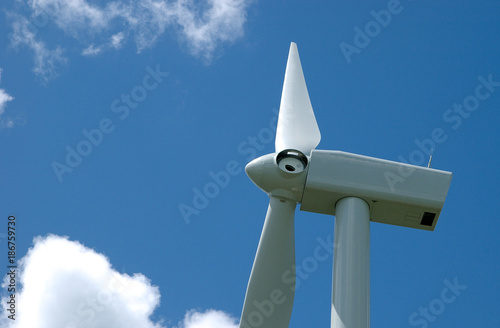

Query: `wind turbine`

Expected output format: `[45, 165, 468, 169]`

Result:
[238, 42, 452, 328]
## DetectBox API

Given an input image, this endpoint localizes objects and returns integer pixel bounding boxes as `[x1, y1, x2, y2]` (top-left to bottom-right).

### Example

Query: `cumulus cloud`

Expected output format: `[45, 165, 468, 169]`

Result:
[0, 235, 239, 328]
[179, 310, 238, 328]
[10, 0, 250, 73]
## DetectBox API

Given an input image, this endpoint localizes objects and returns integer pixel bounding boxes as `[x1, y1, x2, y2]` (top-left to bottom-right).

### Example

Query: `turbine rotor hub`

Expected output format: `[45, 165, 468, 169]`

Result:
[245, 149, 309, 203]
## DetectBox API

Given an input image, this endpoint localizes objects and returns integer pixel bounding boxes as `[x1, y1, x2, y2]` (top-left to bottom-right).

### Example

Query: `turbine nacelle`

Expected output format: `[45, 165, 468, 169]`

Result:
[245, 149, 308, 203]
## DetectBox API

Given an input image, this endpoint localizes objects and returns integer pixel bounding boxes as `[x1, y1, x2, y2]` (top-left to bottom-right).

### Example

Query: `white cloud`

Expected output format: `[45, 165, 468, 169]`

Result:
[0, 88, 14, 115]
[0, 89, 14, 117]
[0, 118, 16, 129]
[81, 44, 103, 56]
[0, 235, 239, 328]
[10, 15, 67, 82]
[0, 68, 16, 129]
[81, 33, 125, 56]
[110, 32, 126, 49]
[179, 310, 238, 328]
[28, 0, 108, 37]
[14, 0, 250, 63]
[121, 0, 250, 59]
[172, 0, 249, 59]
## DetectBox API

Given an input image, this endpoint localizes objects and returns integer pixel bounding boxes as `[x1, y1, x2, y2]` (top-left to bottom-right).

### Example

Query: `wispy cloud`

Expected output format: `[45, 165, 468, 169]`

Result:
[10, 15, 67, 82]
[29, 0, 108, 37]
[171, 0, 249, 59]
[0, 235, 239, 328]
[0, 68, 16, 129]
[81, 43, 103, 56]
[110, 32, 126, 49]
[81, 32, 127, 56]
[10, 0, 251, 77]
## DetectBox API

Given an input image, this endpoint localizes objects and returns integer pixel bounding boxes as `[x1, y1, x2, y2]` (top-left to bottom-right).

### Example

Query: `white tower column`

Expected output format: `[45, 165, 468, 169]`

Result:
[331, 197, 370, 328]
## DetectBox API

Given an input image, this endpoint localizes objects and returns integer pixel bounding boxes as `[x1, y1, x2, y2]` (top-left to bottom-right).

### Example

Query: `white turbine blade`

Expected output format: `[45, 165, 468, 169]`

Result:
[239, 197, 296, 328]
[275, 42, 321, 155]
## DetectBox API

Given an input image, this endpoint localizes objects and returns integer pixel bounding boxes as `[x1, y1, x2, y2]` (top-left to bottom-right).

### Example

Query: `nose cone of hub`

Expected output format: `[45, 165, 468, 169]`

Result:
[245, 157, 265, 188]
[245, 153, 308, 203]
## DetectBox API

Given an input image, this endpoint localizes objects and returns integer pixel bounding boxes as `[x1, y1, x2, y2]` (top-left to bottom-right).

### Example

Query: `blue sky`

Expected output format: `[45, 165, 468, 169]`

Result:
[1, 0, 500, 327]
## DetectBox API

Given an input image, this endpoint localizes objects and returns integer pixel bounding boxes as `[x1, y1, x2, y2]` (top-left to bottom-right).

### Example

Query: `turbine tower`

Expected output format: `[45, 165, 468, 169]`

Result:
[238, 42, 452, 328]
